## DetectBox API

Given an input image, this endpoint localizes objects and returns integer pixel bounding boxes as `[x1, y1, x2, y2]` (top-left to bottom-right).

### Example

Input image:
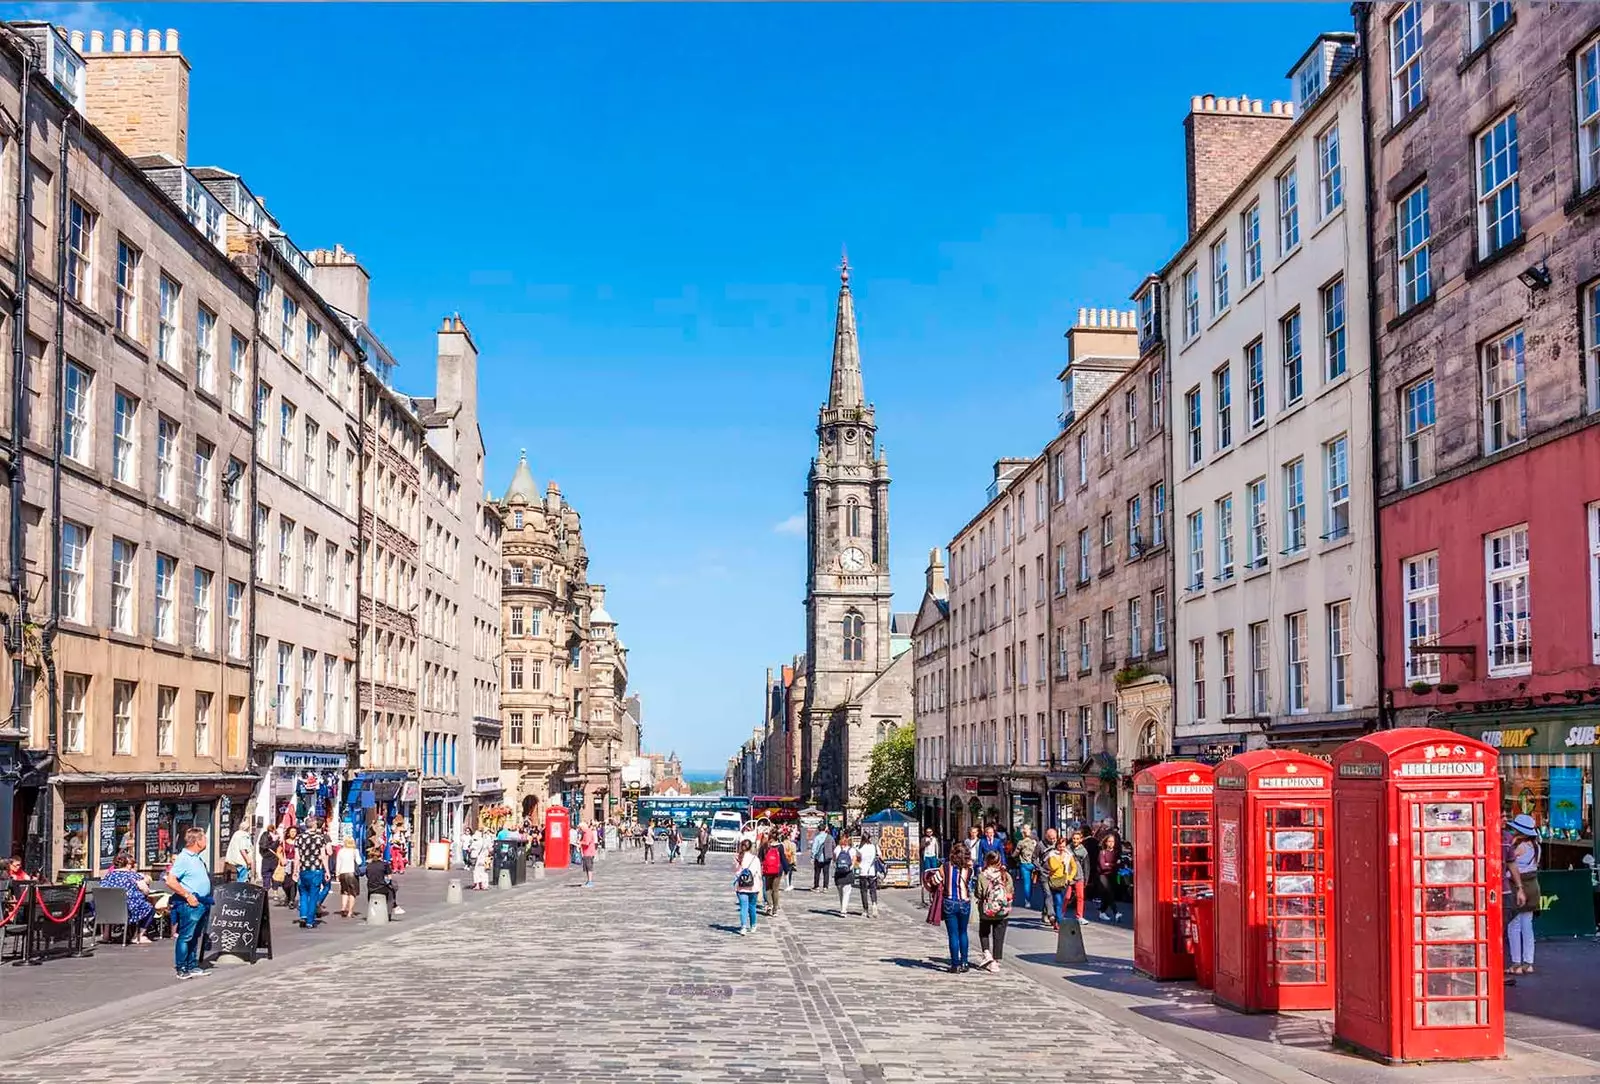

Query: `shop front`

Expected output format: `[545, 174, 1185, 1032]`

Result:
[344, 771, 418, 862]
[1439, 708, 1600, 936]
[469, 777, 504, 828]
[260, 750, 347, 831]
[56, 774, 258, 878]
[1046, 778, 1087, 833]
[1007, 778, 1043, 840]
[421, 780, 464, 850]
[1171, 736, 1247, 765]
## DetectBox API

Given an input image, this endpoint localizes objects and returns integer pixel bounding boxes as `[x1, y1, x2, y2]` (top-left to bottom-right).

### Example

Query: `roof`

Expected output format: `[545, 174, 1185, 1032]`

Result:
[890, 612, 917, 636]
[504, 450, 540, 503]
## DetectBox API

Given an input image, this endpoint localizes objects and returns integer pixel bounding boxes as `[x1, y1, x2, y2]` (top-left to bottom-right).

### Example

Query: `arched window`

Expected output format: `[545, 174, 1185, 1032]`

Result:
[1139, 719, 1161, 761]
[876, 721, 887, 743]
[846, 498, 862, 537]
[842, 610, 865, 661]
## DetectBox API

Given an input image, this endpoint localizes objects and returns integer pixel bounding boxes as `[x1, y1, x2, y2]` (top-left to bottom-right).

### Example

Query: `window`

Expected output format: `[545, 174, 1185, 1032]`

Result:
[1316, 124, 1342, 218]
[324, 541, 337, 606]
[843, 611, 865, 661]
[1242, 202, 1262, 285]
[110, 537, 136, 634]
[113, 680, 135, 756]
[1100, 512, 1114, 567]
[1486, 525, 1531, 674]
[112, 390, 138, 485]
[1482, 326, 1527, 453]
[153, 685, 176, 757]
[255, 381, 270, 458]
[1401, 375, 1436, 486]
[303, 419, 318, 487]
[1125, 388, 1139, 450]
[508, 656, 524, 690]
[1471, 2, 1511, 49]
[155, 554, 177, 643]
[1078, 617, 1091, 672]
[508, 711, 524, 746]
[1324, 436, 1350, 541]
[300, 648, 316, 728]
[1099, 413, 1111, 461]
[1401, 551, 1445, 672]
[1249, 621, 1269, 714]
[1276, 167, 1299, 255]
[1286, 611, 1309, 713]
[846, 498, 862, 537]
[1219, 630, 1236, 716]
[302, 529, 317, 601]
[1103, 701, 1117, 734]
[1210, 237, 1229, 314]
[66, 199, 93, 304]
[530, 608, 543, 636]
[193, 439, 215, 523]
[278, 517, 294, 588]
[1283, 458, 1306, 554]
[281, 295, 299, 357]
[157, 275, 180, 368]
[226, 459, 245, 535]
[1397, 184, 1432, 311]
[1076, 434, 1088, 485]
[1589, 504, 1600, 663]
[155, 416, 178, 504]
[1128, 496, 1143, 550]
[61, 521, 87, 622]
[1390, 1, 1424, 121]
[1153, 589, 1167, 653]
[275, 642, 291, 728]
[1476, 113, 1521, 258]
[1328, 600, 1351, 709]
[1077, 529, 1090, 583]
[1247, 478, 1269, 569]
[115, 239, 140, 336]
[1245, 338, 1265, 428]
[1187, 509, 1206, 591]
[1580, 39, 1600, 194]
[1190, 639, 1207, 721]
[229, 334, 248, 415]
[63, 362, 91, 463]
[278, 400, 296, 473]
[1152, 482, 1166, 548]
[325, 435, 338, 500]
[194, 691, 212, 757]
[306, 321, 322, 377]
[1150, 366, 1165, 432]
[195, 305, 216, 392]
[1216, 496, 1234, 581]
[510, 605, 524, 636]
[1101, 608, 1115, 666]
[1281, 310, 1303, 406]
[1214, 365, 1232, 451]
[1128, 598, 1142, 657]
[226, 580, 244, 658]
[1185, 388, 1202, 467]
[1182, 265, 1200, 340]
[1321, 277, 1346, 381]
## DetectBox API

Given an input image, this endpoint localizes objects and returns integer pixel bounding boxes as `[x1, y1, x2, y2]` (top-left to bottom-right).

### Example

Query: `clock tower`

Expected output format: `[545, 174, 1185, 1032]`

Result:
[801, 256, 896, 807]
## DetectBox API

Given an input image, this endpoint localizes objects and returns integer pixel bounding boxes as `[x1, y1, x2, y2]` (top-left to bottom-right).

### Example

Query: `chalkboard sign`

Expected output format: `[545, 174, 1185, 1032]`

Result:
[98, 804, 117, 868]
[202, 881, 273, 964]
[144, 805, 163, 866]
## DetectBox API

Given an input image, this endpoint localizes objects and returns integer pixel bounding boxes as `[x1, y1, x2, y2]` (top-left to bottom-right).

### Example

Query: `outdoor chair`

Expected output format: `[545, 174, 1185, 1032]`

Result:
[91, 885, 133, 946]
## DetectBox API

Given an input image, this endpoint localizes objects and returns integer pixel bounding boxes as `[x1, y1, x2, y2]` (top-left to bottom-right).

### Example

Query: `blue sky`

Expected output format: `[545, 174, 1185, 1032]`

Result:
[40, 2, 1346, 770]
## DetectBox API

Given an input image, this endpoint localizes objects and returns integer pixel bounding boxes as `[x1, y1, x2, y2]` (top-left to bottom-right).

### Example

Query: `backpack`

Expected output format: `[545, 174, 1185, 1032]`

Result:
[736, 866, 755, 889]
[762, 846, 783, 876]
[980, 870, 1012, 919]
[834, 847, 854, 875]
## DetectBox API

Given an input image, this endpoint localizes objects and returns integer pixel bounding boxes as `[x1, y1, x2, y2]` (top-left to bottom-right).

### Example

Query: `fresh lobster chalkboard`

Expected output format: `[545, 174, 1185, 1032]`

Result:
[202, 881, 273, 964]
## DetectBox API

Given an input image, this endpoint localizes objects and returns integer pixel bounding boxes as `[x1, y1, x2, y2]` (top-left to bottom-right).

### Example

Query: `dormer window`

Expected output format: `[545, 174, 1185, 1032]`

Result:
[48, 33, 84, 110]
[1136, 287, 1158, 346]
[1295, 55, 1324, 110]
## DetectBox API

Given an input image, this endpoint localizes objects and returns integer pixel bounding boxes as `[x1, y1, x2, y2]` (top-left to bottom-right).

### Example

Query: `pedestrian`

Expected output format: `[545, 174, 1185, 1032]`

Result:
[974, 849, 1014, 971]
[472, 835, 492, 890]
[696, 823, 710, 865]
[223, 819, 256, 884]
[834, 831, 858, 916]
[278, 825, 300, 909]
[963, 826, 982, 870]
[811, 827, 836, 890]
[162, 827, 214, 980]
[335, 833, 361, 918]
[1505, 813, 1541, 975]
[931, 841, 973, 973]
[643, 823, 656, 863]
[258, 823, 281, 897]
[296, 817, 330, 929]
[733, 840, 761, 935]
[1042, 836, 1071, 929]
[580, 819, 599, 887]
[781, 829, 797, 891]
[1096, 822, 1122, 922]
[667, 823, 682, 863]
[976, 823, 1006, 870]
[365, 845, 402, 916]
[856, 829, 881, 918]
[760, 835, 784, 915]
[1013, 825, 1039, 911]
[1068, 828, 1090, 922]
[921, 829, 940, 873]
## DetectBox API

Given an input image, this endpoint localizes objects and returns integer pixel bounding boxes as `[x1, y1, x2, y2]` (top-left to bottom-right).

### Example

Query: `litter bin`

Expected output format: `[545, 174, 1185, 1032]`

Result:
[492, 839, 528, 886]
[1186, 890, 1216, 990]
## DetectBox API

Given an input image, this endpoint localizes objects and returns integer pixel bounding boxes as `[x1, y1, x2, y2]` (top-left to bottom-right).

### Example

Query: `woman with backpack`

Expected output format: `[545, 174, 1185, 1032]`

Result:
[733, 840, 761, 935]
[928, 841, 974, 973]
[761, 836, 785, 916]
[834, 831, 858, 916]
[974, 849, 1014, 971]
[855, 830, 880, 918]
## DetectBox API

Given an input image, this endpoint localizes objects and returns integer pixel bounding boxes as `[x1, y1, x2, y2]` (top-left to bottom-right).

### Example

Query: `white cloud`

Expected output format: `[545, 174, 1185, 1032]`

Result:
[11, 4, 128, 32]
[773, 514, 805, 536]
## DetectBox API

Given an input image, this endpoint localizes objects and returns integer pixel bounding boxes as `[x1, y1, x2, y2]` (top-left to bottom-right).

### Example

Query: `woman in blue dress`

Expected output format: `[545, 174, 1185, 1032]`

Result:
[100, 851, 157, 944]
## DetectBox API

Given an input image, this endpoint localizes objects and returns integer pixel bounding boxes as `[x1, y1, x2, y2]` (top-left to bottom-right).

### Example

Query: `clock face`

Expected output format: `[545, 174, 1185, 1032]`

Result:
[839, 546, 867, 572]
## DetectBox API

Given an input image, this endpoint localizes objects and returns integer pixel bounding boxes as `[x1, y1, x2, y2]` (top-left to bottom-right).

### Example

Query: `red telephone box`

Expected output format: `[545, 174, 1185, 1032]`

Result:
[1133, 761, 1215, 980]
[1212, 750, 1335, 1013]
[1332, 728, 1503, 1063]
[544, 806, 571, 870]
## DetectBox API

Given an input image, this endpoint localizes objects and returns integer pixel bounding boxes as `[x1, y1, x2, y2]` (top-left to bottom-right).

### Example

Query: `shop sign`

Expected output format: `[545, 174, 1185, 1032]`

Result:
[976, 779, 999, 797]
[474, 778, 500, 790]
[272, 750, 347, 769]
[400, 781, 419, 803]
[1566, 725, 1600, 749]
[62, 777, 257, 803]
[962, 778, 978, 792]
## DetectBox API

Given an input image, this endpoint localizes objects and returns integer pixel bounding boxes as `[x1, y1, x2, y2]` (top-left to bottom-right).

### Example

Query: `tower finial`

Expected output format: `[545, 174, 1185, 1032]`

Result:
[827, 256, 863, 409]
[840, 245, 850, 286]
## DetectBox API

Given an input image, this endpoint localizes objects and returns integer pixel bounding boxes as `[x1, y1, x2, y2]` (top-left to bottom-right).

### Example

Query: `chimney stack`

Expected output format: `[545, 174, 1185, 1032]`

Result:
[79, 26, 191, 162]
[1182, 94, 1294, 237]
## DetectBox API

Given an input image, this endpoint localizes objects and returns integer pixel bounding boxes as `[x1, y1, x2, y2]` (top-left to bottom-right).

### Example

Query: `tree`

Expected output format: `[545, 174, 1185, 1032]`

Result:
[854, 724, 915, 816]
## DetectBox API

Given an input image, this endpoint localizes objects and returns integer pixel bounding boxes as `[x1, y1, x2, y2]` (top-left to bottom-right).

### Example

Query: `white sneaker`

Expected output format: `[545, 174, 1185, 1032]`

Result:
[392, 907, 406, 916]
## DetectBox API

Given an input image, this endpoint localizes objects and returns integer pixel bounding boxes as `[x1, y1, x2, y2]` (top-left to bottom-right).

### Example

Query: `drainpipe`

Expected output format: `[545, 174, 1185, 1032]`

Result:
[1355, 6, 1390, 730]
[41, 109, 70, 878]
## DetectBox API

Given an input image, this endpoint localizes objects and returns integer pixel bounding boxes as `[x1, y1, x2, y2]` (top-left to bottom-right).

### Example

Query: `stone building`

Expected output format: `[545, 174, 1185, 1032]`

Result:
[910, 550, 949, 831]
[574, 583, 627, 821]
[800, 260, 912, 813]
[1164, 41, 1379, 765]
[0, 24, 256, 873]
[1047, 306, 1174, 831]
[1361, 4, 1600, 802]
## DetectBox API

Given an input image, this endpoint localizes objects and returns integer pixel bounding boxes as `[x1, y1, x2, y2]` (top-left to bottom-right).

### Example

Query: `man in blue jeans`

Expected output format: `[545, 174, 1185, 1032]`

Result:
[163, 827, 214, 979]
[296, 816, 331, 929]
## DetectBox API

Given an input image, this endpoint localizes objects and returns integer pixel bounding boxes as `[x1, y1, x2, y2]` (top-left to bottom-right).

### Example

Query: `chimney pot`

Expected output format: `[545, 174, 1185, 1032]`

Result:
[112, 29, 125, 51]
[89, 30, 103, 51]
[1190, 95, 1203, 111]
[70, 30, 84, 51]
[165, 29, 178, 51]
[131, 29, 144, 51]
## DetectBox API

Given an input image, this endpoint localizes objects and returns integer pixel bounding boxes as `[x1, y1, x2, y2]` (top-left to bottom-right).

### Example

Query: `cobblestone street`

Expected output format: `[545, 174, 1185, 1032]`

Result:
[0, 855, 1234, 1084]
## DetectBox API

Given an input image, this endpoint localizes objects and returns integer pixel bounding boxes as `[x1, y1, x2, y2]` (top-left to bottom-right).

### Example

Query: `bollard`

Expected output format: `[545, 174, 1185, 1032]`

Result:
[595, 849, 604, 863]
[498, 868, 512, 890]
[533, 863, 546, 880]
[446, 880, 463, 905]
[1054, 915, 1087, 964]
[368, 895, 390, 925]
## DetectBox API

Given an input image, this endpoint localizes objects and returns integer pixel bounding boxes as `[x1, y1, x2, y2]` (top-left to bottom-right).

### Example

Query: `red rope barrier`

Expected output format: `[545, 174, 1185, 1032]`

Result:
[35, 884, 85, 924]
[0, 884, 29, 927]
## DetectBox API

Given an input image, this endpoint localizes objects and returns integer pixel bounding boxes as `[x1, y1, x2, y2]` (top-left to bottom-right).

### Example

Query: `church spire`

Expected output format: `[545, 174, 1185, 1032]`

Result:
[827, 251, 864, 410]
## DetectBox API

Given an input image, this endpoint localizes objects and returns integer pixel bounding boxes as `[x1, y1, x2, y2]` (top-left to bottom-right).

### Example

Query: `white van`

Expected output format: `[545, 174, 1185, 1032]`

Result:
[709, 811, 743, 851]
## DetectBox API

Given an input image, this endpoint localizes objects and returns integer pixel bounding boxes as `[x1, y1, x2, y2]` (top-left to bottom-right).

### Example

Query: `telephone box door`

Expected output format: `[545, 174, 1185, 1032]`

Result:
[1262, 804, 1330, 1006]
[1397, 790, 1502, 1058]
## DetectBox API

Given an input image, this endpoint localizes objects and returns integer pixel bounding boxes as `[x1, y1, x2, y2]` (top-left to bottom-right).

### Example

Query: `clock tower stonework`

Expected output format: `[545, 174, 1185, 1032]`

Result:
[801, 259, 909, 811]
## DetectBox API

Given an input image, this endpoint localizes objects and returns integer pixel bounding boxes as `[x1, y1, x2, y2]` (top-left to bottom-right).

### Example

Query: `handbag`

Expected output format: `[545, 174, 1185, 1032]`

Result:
[926, 888, 943, 925]
[874, 857, 887, 879]
[271, 866, 286, 885]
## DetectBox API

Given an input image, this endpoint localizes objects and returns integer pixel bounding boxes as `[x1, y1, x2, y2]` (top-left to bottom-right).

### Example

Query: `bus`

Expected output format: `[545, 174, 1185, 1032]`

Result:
[637, 795, 750, 833]
[749, 796, 803, 825]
